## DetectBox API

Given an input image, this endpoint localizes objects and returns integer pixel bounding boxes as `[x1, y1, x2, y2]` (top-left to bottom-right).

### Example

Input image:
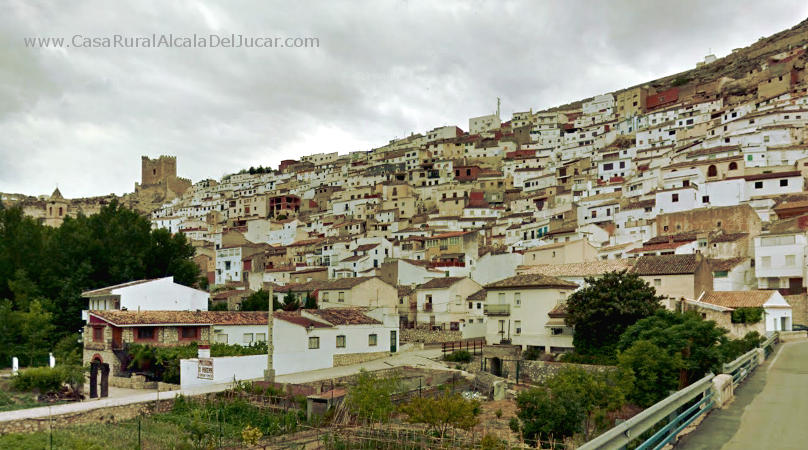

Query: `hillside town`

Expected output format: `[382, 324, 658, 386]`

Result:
[4, 12, 808, 449]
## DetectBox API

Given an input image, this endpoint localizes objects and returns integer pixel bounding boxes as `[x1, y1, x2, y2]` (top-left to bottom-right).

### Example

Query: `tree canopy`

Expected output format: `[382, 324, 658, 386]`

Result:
[0, 201, 201, 367]
[564, 270, 663, 359]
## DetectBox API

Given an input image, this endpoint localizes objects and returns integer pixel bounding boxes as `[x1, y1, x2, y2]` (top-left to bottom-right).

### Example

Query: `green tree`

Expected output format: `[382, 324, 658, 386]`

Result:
[303, 291, 317, 309]
[240, 289, 282, 311]
[618, 340, 681, 407]
[565, 270, 663, 359]
[513, 387, 584, 447]
[20, 300, 56, 367]
[345, 370, 400, 423]
[282, 291, 300, 311]
[617, 310, 727, 388]
[399, 392, 480, 439]
[544, 367, 632, 439]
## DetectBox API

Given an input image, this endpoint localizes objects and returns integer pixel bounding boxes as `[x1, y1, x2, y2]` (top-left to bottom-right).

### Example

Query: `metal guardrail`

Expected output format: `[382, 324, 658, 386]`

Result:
[582, 331, 782, 449]
[580, 374, 715, 450]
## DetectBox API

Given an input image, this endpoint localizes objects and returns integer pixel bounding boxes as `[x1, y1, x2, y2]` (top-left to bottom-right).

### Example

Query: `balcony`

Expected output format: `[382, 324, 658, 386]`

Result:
[424, 303, 433, 312]
[484, 304, 511, 316]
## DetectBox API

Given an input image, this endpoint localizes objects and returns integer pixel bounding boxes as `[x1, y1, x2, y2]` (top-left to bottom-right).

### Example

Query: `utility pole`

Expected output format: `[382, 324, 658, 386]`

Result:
[264, 284, 275, 382]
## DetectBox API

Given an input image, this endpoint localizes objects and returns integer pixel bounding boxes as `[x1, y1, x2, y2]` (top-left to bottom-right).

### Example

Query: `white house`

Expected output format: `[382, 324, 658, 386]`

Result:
[754, 232, 806, 292]
[82, 277, 208, 322]
[696, 290, 793, 333]
[483, 274, 578, 354]
[415, 277, 484, 328]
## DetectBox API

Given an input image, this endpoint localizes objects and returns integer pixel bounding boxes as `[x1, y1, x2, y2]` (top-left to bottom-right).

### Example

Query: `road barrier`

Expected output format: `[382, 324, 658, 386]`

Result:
[581, 331, 781, 449]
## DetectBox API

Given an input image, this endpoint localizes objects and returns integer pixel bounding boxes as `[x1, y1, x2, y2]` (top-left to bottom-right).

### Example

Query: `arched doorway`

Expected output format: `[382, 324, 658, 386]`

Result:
[707, 165, 718, 177]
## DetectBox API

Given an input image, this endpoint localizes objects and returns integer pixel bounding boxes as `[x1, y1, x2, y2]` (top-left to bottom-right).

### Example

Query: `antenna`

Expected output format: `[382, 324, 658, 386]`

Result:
[496, 97, 501, 118]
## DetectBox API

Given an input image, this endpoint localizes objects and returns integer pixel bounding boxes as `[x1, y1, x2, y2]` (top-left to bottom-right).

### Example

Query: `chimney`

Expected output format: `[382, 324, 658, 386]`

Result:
[198, 344, 210, 359]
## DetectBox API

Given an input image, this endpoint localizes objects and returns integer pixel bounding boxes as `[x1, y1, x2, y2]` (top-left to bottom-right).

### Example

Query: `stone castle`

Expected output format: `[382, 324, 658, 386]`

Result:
[134, 155, 192, 204]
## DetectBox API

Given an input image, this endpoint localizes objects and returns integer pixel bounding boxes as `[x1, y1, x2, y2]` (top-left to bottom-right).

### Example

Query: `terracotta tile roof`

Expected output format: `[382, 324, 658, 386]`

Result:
[627, 241, 690, 254]
[632, 254, 704, 275]
[353, 244, 379, 252]
[646, 232, 699, 245]
[548, 303, 568, 317]
[710, 232, 748, 243]
[89, 310, 268, 326]
[211, 289, 253, 300]
[307, 276, 381, 291]
[274, 311, 331, 328]
[430, 231, 473, 239]
[82, 279, 159, 297]
[397, 286, 414, 297]
[305, 309, 381, 325]
[726, 170, 802, 182]
[709, 257, 748, 272]
[518, 260, 634, 277]
[700, 291, 776, 309]
[417, 277, 467, 290]
[467, 289, 487, 301]
[485, 274, 577, 290]
[341, 254, 367, 262]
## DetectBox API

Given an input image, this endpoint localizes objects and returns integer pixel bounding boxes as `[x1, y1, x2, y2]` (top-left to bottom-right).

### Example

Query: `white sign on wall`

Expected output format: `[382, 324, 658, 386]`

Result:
[197, 358, 213, 380]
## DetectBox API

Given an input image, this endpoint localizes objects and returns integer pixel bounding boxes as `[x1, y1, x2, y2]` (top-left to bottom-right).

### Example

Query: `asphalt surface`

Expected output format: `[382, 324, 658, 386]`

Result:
[677, 340, 808, 450]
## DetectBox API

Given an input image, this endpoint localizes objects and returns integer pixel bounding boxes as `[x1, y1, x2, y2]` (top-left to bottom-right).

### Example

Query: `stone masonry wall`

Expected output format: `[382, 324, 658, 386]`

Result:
[332, 351, 389, 367]
[0, 398, 175, 434]
[506, 360, 617, 385]
[401, 328, 461, 344]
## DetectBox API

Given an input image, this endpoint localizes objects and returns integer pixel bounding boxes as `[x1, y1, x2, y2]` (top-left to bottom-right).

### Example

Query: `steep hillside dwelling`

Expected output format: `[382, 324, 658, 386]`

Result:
[483, 274, 578, 354]
[82, 277, 209, 321]
[83, 310, 266, 375]
[754, 232, 807, 294]
[687, 290, 792, 337]
[710, 257, 754, 291]
[414, 277, 483, 329]
[517, 260, 634, 289]
[424, 231, 480, 268]
[632, 253, 713, 309]
[522, 239, 598, 265]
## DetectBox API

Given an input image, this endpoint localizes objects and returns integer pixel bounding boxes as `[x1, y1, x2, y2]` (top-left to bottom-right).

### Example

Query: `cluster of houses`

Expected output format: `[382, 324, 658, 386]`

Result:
[79, 43, 808, 379]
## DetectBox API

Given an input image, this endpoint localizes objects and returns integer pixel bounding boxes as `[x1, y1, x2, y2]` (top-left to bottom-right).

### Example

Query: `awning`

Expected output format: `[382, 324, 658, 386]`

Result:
[545, 317, 567, 327]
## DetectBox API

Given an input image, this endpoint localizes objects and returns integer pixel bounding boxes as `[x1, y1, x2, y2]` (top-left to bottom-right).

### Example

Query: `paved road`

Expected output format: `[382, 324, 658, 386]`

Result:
[677, 340, 808, 450]
[0, 347, 447, 423]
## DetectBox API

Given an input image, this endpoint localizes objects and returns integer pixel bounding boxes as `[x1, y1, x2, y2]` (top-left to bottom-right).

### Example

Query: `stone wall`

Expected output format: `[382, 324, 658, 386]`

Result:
[0, 398, 175, 434]
[332, 351, 389, 367]
[513, 360, 617, 385]
[401, 327, 461, 344]
[109, 375, 157, 390]
[785, 294, 808, 325]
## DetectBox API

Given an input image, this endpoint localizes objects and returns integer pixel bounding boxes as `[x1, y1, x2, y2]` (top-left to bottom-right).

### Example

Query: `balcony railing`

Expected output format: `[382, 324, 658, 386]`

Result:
[484, 304, 511, 316]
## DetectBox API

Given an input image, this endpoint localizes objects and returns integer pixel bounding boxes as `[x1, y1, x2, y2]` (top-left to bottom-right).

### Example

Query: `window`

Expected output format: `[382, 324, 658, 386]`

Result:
[322, 292, 329, 302]
[181, 327, 198, 340]
[515, 320, 522, 335]
[255, 333, 266, 342]
[338, 292, 345, 302]
[243, 333, 254, 344]
[368, 334, 378, 346]
[672, 193, 679, 202]
[786, 255, 796, 266]
[729, 162, 738, 170]
[514, 293, 521, 307]
[702, 196, 710, 203]
[754, 181, 763, 189]
[761, 256, 771, 268]
[336, 335, 346, 348]
[468, 302, 473, 310]
[551, 328, 563, 336]
[93, 326, 104, 342]
[654, 279, 662, 287]
[137, 328, 155, 340]
[308, 337, 320, 349]
[477, 302, 482, 309]
[455, 295, 462, 305]
[498, 293, 505, 304]
[780, 179, 788, 187]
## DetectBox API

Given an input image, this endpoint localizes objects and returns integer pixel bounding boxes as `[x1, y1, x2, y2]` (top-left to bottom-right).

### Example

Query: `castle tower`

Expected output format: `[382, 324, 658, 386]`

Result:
[141, 155, 178, 187]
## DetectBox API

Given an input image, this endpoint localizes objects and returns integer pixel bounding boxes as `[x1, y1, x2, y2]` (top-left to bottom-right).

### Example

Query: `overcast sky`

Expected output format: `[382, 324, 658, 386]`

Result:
[2, 1, 807, 198]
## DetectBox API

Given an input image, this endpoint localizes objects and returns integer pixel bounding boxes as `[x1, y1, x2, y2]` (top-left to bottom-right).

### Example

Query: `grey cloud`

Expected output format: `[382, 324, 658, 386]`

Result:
[1, 0, 806, 197]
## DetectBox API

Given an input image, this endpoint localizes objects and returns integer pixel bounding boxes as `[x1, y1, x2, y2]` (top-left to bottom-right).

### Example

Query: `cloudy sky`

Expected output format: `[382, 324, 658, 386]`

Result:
[2, 0, 807, 198]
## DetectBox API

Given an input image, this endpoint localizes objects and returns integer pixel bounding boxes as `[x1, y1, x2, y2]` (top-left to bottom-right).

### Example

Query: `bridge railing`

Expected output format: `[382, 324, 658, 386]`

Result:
[579, 374, 714, 450]
[581, 331, 781, 449]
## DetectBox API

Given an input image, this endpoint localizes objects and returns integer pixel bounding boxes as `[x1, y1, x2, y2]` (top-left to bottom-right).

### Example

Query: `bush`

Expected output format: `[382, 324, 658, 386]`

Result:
[12, 365, 84, 394]
[443, 350, 472, 363]
[523, 347, 542, 361]
[731, 307, 763, 324]
[127, 341, 269, 383]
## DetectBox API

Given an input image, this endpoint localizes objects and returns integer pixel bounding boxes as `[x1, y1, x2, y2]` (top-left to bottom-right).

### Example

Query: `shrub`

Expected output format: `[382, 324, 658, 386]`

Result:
[523, 347, 542, 361]
[241, 424, 263, 446]
[11, 365, 84, 394]
[481, 433, 507, 450]
[443, 350, 472, 363]
[495, 408, 503, 419]
[731, 307, 763, 324]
